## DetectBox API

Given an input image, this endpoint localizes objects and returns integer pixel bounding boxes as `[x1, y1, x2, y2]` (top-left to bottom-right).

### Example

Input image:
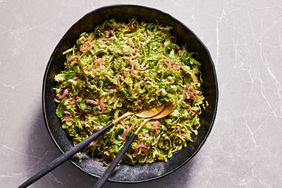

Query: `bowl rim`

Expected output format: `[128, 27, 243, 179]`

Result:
[42, 4, 219, 184]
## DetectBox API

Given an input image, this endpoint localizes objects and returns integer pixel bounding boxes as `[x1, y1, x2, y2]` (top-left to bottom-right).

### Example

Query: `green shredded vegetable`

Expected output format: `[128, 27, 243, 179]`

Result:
[54, 19, 207, 165]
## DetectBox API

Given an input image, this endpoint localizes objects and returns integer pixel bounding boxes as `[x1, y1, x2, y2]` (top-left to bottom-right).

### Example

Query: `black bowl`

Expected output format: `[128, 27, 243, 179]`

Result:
[42, 5, 218, 183]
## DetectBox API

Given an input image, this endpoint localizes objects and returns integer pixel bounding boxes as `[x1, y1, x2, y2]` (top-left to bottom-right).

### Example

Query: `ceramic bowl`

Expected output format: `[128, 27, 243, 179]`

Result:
[42, 5, 218, 183]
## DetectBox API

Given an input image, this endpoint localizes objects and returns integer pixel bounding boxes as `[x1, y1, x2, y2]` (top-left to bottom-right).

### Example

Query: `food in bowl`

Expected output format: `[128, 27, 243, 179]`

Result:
[53, 18, 207, 165]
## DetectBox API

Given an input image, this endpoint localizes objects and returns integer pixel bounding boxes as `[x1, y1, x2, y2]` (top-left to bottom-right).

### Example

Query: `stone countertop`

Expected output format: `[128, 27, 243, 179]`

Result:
[1, 0, 282, 187]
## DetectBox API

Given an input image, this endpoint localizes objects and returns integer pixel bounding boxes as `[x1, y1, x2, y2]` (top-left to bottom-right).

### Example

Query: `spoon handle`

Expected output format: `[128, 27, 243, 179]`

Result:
[94, 133, 137, 188]
[18, 122, 115, 188]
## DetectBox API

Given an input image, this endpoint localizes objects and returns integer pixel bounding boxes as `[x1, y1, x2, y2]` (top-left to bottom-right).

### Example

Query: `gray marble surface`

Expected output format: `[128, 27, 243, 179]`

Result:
[1, 0, 282, 187]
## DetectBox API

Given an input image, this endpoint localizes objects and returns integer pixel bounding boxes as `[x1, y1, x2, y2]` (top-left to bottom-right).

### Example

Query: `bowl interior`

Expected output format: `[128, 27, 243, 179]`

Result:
[43, 5, 218, 183]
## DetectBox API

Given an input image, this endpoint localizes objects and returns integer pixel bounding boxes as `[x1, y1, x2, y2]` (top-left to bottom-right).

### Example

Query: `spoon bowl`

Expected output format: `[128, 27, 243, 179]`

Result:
[136, 105, 166, 118]
[150, 103, 174, 119]
[134, 103, 174, 134]
[112, 104, 165, 124]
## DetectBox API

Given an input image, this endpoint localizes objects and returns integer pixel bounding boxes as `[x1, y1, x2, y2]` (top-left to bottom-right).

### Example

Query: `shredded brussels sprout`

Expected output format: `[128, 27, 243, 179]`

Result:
[54, 19, 207, 165]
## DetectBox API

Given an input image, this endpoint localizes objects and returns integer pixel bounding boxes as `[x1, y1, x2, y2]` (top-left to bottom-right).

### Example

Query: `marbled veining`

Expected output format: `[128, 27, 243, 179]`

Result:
[0, 0, 281, 188]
